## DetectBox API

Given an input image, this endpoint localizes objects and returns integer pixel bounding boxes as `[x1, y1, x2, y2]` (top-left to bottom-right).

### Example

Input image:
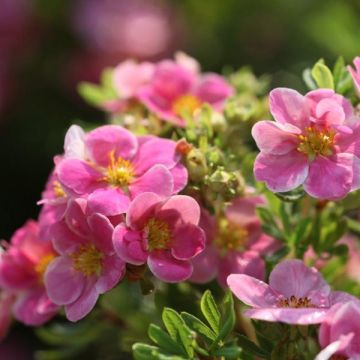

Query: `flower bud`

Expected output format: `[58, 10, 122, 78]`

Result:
[185, 149, 208, 182]
[208, 169, 245, 200]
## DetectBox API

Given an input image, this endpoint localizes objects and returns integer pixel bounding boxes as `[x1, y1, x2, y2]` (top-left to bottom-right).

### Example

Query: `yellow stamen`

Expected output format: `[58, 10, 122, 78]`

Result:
[70, 244, 103, 276]
[297, 126, 335, 159]
[53, 181, 66, 198]
[102, 150, 135, 188]
[172, 94, 202, 117]
[35, 253, 56, 280]
[144, 218, 172, 251]
[214, 218, 248, 252]
[277, 295, 315, 308]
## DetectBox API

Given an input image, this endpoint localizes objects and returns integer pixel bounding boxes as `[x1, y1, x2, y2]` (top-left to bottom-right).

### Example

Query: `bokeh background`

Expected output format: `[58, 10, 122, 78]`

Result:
[1, 0, 360, 357]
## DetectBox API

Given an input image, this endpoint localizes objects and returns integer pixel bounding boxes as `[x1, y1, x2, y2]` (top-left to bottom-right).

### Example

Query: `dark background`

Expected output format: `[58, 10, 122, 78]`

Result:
[1, 0, 360, 240]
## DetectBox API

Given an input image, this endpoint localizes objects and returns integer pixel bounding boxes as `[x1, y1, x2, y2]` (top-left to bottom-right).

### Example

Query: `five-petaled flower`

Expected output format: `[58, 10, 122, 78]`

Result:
[252, 88, 360, 199]
[112, 192, 205, 282]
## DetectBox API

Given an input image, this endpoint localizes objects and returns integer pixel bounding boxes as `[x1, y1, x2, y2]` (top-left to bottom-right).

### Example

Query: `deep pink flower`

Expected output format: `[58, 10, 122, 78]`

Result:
[0, 290, 15, 340]
[252, 88, 360, 199]
[227, 259, 355, 325]
[316, 300, 360, 360]
[44, 198, 125, 322]
[138, 60, 234, 126]
[348, 57, 360, 95]
[112, 192, 205, 282]
[57, 125, 188, 216]
[0, 221, 59, 326]
[190, 196, 279, 287]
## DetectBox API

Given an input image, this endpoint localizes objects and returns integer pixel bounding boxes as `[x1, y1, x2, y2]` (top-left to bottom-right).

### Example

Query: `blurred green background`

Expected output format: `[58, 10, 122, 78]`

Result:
[1, 0, 360, 240]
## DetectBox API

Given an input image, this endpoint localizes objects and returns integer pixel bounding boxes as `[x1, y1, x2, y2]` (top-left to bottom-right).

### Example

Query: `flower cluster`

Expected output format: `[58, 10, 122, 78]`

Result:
[2, 53, 360, 360]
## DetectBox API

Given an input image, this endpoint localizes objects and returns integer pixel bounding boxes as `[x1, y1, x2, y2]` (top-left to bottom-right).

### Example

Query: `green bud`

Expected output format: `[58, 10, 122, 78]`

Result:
[210, 112, 227, 133]
[207, 169, 245, 200]
[185, 149, 208, 182]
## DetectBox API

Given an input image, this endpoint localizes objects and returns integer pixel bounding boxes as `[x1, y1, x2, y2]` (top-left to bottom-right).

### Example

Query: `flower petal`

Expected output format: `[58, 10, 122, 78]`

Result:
[148, 251, 193, 282]
[254, 150, 309, 192]
[303, 154, 355, 200]
[65, 198, 90, 238]
[44, 257, 85, 305]
[189, 245, 219, 284]
[170, 163, 188, 194]
[269, 88, 310, 128]
[64, 125, 86, 159]
[227, 274, 278, 308]
[96, 255, 125, 294]
[88, 213, 114, 254]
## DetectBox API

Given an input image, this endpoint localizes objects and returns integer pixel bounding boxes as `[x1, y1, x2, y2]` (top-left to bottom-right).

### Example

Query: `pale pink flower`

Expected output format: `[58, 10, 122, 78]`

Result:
[252, 88, 360, 199]
[44, 198, 125, 322]
[112, 192, 205, 282]
[0, 221, 59, 326]
[190, 196, 279, 287]
[57, 125, 188, 216]
[316, 300, 360, 360]
[227, 259, 354, 325]
[348, 57, 360, 95]
[0, 290, 15, 340]
[138, 60, 234, 126]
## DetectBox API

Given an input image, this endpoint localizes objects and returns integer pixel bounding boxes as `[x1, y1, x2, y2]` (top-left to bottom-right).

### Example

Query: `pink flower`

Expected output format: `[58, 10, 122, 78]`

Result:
[227, 259, 354, 325]
[112, 192, 205, 282]
[57, 125, 188, 216]
[252, 88, 360, 199]
[348, 57, 360, 95]
[190, 196, 279, 287]
[138, 60, 234, 126]
[0, 290, 15, 340]
[44, 198, 125, 322]
[0, 221, 59, 326]
[316, 300, 360, 360]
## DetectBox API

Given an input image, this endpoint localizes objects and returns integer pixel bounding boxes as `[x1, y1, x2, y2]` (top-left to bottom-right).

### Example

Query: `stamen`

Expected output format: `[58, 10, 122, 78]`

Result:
[214, 218, 248, 252]
[277, 295, 315, 308]
[35, 253, 56, 280]
[53, 181, 66, 198]
[144, 218, 172, 251]
[70, 244, 103, 276]
[172, 94, 201, 117]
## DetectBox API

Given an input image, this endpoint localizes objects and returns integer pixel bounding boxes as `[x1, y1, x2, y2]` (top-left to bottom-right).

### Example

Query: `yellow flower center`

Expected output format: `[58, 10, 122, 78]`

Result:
[103, 150, 135, 188]
[277, 295, 315, 308]
[172, 94, 202, 117]
[297, 126, 335, 159]
[35, 253, 56, 280]
[53, 181, 66, 198]
[144, 218, 172, 252]
[214, 218, 249, 252]
[70, 244, 103, 276]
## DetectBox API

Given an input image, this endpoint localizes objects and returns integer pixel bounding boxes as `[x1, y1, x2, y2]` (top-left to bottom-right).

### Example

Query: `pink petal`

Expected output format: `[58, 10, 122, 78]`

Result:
[269, 259, 330, 306]
[269, 88, 310, 129]
[87, 188, 131, 216]
[88, 213, 114, 254]
[314, 98, 346, 126]
[51, 220, 86, 255]
[65, 198, 90, 238]
[159, 195, 201, 225]
[252, 120, 300, 155]
[95, 255, 125, 294]
[335, 123, 360, 158]
[132, 138, 179, 175]
[254, 150, 309, 192]
[304, 154, 355, 200]
[85, 125, 138, 167]
[148, 251, 193, 282]
[113, 224, 147, 265]
[315, 335, 354, 360]
[227, 274, 279, 308]
[57, 158, 103, 195]
[126, 192, 161, 229]
[44, 257, 85, 305]
[189, 245, 219, 284]
[130, 165, 173, 198]
[170, 163, 188, 194]
[65, 277, 98, 322]
[171, 223, 205, 260]
[64, 125, 85, 159]
[244, 307, 328, 325]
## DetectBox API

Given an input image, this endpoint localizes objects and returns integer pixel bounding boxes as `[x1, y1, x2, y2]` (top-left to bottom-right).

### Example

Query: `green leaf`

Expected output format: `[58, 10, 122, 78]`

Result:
[212, 346, 242, 359]
[236, 335, 269, 358]
[148, 324, 186, 356]
[302, 68, 317, 90]
[77, 82, 108, 106]
[132, 343, 187, 360]
[333, 56, 345, 86]
[181, 312, 216, 343]
[200, 290, 221, 333]
[274, 187, 305, 202]
[217, 291, 235, 342]
[162, 308, 194, 358]
[311, 60, 334, 89]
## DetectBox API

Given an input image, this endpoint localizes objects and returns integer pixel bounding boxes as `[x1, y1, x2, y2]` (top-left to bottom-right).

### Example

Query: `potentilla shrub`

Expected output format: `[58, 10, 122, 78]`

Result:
[1, 54, 360, 360]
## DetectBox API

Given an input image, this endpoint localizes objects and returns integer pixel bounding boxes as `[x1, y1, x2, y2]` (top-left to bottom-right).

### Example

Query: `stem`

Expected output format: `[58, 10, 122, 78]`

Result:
[234, 302, 258, 344]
